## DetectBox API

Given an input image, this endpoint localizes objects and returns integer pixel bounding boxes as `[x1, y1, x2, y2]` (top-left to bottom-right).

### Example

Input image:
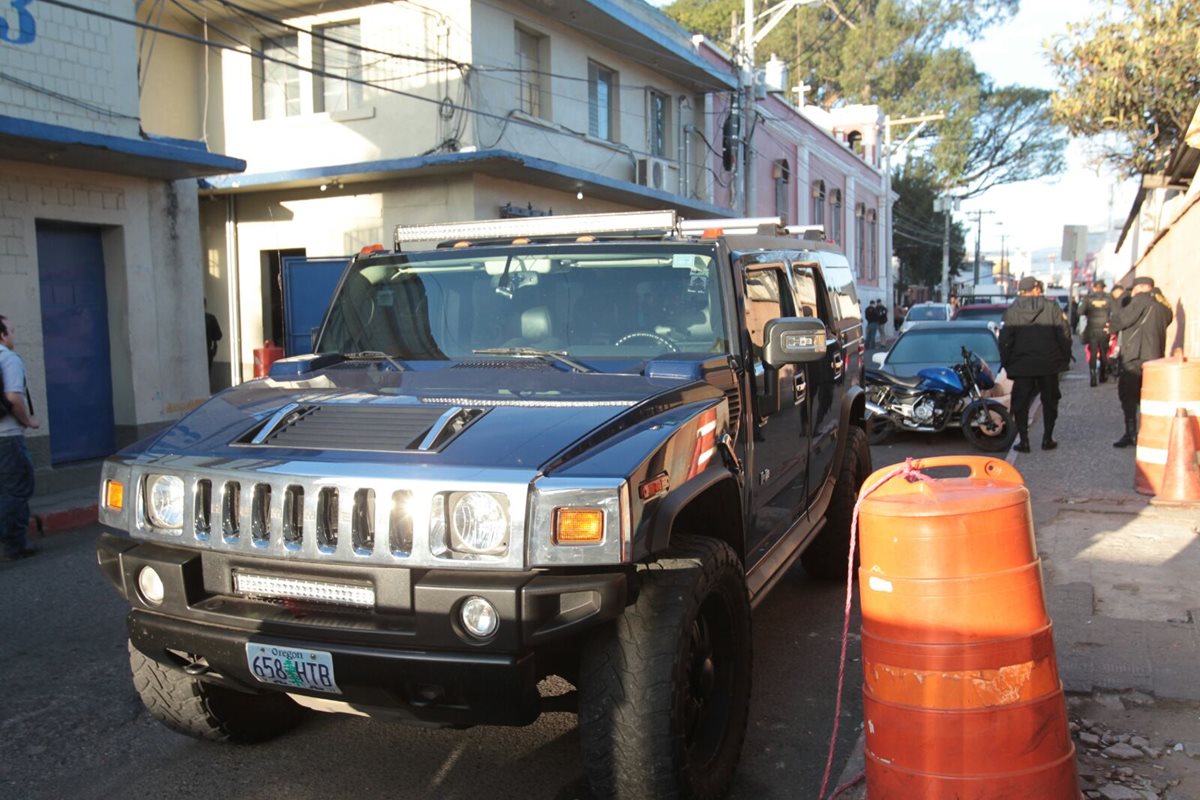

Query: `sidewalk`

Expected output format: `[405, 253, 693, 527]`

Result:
[837, 349, 1200, 799]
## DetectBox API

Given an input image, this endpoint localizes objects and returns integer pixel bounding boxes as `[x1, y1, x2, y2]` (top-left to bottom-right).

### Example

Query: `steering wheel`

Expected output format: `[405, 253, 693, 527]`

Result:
[615, 331, 679, 352]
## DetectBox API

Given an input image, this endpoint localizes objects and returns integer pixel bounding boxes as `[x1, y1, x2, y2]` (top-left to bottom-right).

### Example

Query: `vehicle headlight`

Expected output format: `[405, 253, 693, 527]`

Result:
[448, 492, 509, 555]
[146, 475, 185, 530]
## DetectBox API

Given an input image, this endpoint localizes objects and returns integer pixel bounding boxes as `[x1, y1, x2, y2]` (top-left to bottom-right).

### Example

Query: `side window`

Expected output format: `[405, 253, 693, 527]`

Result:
[790, 262, 832, 323]
[743, 266, 791, 387]
[819, 255, 862, 338]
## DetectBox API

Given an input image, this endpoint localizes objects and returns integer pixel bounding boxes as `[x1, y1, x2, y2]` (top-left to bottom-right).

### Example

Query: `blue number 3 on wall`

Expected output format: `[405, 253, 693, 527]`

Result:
[1, 0, 37, 45]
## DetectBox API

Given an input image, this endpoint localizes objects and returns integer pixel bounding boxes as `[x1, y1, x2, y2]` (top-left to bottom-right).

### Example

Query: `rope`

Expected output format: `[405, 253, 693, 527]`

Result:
[818, 458, 931, 799]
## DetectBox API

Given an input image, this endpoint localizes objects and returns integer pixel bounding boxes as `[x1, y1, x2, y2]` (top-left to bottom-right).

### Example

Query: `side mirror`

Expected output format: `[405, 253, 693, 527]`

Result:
[871, 352, 886, 367]
[762, 317, 828, 367]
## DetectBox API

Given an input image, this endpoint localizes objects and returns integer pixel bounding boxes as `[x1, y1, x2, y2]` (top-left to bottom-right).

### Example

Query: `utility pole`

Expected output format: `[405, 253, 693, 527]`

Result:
[969, 209, 994, 288]
[882, 113, 944, 308]
[933, 192, 959, 302]
[737, 0, 822, 216]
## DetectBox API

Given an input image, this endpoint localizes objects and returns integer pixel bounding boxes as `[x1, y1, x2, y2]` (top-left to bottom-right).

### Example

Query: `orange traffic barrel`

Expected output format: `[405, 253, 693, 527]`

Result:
[858, 456, 1079, 799]
[1136, 352, 1200, 495]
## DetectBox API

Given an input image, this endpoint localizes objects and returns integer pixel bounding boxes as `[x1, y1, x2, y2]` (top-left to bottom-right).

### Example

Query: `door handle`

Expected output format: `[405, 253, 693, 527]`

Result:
[831, 352, 844, 379]
[793, 371, 807, 404]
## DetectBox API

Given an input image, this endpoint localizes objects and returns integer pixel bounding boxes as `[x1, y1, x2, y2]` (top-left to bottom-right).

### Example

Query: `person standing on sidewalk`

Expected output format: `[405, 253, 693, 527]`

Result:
[864, 301, 880, 349]
[0, 314, 40, 561]
[1000, 277, 1073, 453]
[1109, 277, 1173, 448]
[1077, 279, 1113, 387]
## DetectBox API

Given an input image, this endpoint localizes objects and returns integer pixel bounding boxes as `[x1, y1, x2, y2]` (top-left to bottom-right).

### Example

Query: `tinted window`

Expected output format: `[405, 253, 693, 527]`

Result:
[955, 307, 1005, 324]
[887, 329, 999, 365]
[811, 252, 860, 324]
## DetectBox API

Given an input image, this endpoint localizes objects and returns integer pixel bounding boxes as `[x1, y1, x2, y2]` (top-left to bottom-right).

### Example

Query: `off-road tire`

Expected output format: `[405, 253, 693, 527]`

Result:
[129, 641, 304, 743]
[801, 425, 871, 580]
[578, 536, 752, 800]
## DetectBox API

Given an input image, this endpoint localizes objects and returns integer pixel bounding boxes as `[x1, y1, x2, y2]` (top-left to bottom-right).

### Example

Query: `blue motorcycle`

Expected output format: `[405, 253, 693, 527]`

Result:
[864, 347, 1016, 452]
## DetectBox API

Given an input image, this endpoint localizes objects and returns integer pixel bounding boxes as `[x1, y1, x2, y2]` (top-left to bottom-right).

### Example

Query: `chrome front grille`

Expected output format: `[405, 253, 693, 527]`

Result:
[125, 461, 533, 569]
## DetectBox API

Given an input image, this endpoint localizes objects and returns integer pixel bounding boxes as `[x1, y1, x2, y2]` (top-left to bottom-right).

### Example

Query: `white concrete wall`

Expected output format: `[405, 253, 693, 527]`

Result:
[0, 160, 209, 464]
[0, 0, 140, 137]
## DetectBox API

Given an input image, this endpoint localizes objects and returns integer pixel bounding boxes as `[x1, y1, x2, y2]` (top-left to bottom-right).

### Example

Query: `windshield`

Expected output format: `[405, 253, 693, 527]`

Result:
[906, 305, 948, 321]
[955, 307, 1006, 324]
[887, 329, 999, 365]
[316, 245, 728, 360]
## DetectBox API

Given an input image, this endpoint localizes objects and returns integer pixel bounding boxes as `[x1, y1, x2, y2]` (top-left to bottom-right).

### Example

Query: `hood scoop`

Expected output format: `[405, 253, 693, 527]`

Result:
[240, 403, 483, 453]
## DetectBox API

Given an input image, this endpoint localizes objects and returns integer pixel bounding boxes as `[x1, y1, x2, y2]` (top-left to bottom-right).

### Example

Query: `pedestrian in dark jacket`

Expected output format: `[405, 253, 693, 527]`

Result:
[1109, 276, 1174, 448]
[1000, 276, 1072, 452]
[1077, 279, 1113, 386]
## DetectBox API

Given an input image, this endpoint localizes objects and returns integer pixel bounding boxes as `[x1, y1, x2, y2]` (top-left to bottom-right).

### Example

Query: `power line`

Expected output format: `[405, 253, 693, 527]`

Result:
[0, 71, 140, 119]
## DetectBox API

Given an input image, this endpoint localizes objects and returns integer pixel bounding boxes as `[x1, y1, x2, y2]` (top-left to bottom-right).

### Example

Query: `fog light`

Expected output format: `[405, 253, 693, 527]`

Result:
[137, 566, 165, 605]
[460, 596, 498, 640]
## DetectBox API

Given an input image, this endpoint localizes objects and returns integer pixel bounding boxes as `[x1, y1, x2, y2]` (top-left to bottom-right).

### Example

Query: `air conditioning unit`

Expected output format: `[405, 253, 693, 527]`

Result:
[636, 157, 671, 192]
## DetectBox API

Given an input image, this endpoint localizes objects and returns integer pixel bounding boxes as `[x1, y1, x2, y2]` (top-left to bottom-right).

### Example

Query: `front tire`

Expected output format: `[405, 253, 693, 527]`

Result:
[961, 399, 1017, 453]
[802, 425, 871, 580]
[129, 641, 304, 743]
[579, 536, 752, 800]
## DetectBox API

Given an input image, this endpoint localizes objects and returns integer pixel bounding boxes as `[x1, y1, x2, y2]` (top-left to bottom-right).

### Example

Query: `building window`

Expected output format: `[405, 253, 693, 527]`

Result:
[774, 159, 790, 220]
[313, 22, 363, 113]
[811, 180, 825, 227]
[867, 209, 878, 279]
[829, 188, 843, 245]
[516, 26, 546, 118]
[648, 89, 669, 157]
[854, 203, 866, 277]
[256, 34, 301, 120]
[589, 61, 618, 141]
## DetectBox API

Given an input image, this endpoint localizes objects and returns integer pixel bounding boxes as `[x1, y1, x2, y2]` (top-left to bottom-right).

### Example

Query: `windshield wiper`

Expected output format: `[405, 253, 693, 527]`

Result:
[472, 347, 595, 373]
[342, 351, 406, 372]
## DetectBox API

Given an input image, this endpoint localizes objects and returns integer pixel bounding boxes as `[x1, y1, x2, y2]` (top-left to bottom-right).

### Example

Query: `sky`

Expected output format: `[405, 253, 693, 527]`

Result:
[961, 0, 1134, 262]
[647, 0, 1134, 265]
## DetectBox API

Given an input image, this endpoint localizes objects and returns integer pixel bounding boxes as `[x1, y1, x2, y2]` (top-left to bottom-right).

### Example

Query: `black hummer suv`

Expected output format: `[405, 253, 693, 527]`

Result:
[97, 210, 868, 799]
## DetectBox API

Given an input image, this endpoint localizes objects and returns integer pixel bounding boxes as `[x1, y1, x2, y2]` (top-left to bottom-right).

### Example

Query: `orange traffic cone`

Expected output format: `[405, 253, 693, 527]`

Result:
[1151, 408, 1200, 507]
[858, 456, 1080, 799]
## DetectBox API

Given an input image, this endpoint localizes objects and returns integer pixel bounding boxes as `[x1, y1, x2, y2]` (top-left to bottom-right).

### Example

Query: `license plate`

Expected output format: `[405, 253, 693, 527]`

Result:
[246, 643, 341, 694]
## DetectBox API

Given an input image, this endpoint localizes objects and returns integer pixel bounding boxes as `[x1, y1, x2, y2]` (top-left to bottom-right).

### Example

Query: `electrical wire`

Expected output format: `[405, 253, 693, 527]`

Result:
[0, 71, 140, 119]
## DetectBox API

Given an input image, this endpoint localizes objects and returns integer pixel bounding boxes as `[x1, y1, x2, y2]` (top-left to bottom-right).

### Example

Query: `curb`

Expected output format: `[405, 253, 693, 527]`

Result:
[28, 504, 98, 538]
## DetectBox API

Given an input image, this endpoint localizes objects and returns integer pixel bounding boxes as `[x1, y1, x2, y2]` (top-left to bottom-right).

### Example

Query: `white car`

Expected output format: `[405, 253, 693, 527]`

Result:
[899, 302, 955, 334]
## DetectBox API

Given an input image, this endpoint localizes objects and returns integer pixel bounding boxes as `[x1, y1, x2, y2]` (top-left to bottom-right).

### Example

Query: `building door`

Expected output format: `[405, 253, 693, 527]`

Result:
[281, 256, 351, 355]
[36, 223, 116, 464]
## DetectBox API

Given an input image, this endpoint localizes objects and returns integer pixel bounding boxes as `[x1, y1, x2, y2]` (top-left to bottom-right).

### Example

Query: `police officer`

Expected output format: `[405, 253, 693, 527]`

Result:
[1109, 277, 1174, 448]
[1077, 279, 1112, 386]
[1000, 277, 1072, 452]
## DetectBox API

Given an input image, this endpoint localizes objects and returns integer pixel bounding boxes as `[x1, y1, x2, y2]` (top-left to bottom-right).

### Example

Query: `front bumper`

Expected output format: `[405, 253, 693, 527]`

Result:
[98, 533, 628, 726]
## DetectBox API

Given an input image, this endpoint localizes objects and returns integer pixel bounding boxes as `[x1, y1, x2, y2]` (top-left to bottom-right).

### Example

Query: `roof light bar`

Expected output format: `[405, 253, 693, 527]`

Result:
[784, 224, 828, 241]
[393, 210, 679, 248]
[678, 216, 784, 236]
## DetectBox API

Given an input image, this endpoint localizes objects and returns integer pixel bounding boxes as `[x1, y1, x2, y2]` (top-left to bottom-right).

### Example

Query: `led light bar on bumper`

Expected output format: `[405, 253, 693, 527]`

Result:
[233, 572, 376, 609]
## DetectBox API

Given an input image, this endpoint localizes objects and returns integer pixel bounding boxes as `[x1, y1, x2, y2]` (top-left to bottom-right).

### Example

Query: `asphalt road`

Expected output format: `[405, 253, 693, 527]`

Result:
[0, 524, 871, 800]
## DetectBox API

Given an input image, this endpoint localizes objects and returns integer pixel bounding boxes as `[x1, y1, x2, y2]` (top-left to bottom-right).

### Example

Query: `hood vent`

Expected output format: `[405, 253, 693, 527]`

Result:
[453, 359, 553, 370]
[242, 403, 482, 453]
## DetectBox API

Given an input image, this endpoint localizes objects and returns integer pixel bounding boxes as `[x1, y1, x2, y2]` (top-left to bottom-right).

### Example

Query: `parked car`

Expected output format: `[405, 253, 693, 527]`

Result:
[870, 320, 1012, 406]
[899, 301, 954, 333]
[94, 210, 869, 799]
[952, 302, 1009, 326]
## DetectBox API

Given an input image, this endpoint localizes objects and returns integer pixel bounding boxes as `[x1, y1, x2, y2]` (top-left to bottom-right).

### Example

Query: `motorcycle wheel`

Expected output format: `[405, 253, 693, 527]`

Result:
[866, 415, 894, 445]
[961, 399, 1016, 453]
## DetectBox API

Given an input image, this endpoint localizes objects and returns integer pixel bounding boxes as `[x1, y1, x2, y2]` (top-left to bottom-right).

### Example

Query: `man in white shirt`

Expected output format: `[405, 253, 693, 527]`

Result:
[0, 314, 40, 561]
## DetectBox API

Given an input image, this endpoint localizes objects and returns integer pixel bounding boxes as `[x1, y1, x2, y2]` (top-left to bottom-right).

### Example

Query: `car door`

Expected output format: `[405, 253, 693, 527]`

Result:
[739, 257, 810, 564]
[806, 253, 861, 505]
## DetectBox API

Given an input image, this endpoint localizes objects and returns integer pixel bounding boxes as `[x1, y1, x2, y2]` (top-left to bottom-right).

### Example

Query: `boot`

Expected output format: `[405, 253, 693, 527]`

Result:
[1113, 415, 1137, 448]
[1043, 421, 1058, 450]
[1014, 424, 1031, 453]
[1089, 366, 1098, 387]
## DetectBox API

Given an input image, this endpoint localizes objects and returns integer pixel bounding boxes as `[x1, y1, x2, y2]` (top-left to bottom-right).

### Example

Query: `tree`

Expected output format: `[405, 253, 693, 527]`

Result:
[1048, 0, 1200, 175]
[662, 0, 1065, 195]
[890, 165, 967, 291]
